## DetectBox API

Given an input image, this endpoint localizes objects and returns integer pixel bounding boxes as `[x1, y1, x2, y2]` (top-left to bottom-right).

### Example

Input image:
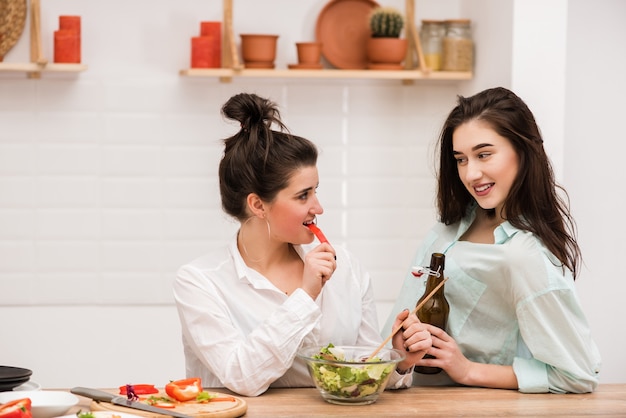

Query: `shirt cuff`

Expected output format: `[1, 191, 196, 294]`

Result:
[396, 364, 415, 375]
[284, 288, 321, 320]
[386, 367, 414, 389]
[513, 357, 549, 393]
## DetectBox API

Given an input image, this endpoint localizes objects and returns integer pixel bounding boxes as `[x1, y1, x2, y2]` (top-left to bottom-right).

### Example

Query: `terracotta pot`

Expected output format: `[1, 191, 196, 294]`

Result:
[296, 42, 322, 64]
[366, 38, 408, 69]
[240, 34, 279, 69]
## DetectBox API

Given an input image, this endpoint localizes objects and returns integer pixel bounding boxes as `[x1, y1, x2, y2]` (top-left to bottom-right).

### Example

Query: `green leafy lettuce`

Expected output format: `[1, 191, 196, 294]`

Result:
[310, 344, 395, 399]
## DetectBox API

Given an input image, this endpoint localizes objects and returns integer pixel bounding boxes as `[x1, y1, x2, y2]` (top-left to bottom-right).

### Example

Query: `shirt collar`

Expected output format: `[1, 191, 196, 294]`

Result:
[228, 234, 308, 284]
[494, 221, 518, 244]
[459, 203, 520, 244]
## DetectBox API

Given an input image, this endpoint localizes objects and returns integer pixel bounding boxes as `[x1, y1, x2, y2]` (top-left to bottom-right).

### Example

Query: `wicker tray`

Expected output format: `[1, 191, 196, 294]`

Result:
[0, 0, 27, 60]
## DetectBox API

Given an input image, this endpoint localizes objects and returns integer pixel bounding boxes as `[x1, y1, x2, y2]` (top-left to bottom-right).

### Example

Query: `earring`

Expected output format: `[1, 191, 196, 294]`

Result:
[239, 216, 271, 263]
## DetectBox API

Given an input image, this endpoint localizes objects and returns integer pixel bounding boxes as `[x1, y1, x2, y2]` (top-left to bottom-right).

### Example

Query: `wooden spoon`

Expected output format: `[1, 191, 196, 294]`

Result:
[366, 276, 448, 361]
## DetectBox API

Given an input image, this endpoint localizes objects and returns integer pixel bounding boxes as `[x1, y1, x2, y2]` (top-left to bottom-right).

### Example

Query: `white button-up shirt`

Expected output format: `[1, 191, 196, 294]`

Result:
[174, 236, 412, 396]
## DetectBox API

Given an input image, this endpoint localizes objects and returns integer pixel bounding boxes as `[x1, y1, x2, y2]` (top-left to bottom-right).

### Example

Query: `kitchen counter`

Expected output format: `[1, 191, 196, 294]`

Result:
[70, 384, 626, 417]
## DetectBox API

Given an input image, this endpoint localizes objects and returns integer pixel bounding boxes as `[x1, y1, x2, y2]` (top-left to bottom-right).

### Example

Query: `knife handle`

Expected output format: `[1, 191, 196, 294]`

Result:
[71, 387, 117, 402]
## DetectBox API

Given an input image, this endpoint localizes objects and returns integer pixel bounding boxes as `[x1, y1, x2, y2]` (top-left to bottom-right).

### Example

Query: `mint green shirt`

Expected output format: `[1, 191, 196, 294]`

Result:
[383, 207, 601, 393]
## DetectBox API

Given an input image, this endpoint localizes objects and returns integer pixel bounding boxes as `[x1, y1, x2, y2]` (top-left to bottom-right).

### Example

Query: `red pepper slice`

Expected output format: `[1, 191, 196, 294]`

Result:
[151, 401, 176, 409]
[165, 378, 203, 402]
[145, 396, 177, 408]
[119, 384, 159, 395]
[0, 398, 32, 418]
[307, 223, 329, 244]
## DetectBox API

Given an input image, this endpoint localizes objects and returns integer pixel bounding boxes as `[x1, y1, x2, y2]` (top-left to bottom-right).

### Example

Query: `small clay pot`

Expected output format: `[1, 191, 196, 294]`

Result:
[296, 42, 322, 64]
[240, 34, 279, 68]
[366, 38, 408, 69]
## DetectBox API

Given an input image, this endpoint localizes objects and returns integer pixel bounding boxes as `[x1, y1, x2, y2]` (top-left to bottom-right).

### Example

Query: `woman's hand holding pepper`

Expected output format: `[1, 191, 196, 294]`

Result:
[302, 242, 336, 299]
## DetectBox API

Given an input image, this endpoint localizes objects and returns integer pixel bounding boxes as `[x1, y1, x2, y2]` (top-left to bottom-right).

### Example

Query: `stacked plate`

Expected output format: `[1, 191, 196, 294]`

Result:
[0, 365, 32, 392]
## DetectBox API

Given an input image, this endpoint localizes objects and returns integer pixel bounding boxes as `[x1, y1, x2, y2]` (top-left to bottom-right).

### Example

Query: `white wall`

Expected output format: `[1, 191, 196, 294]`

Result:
[508, 0, 626, 382]
[1, 0, 624, 389]
[564, 0, 626, 385]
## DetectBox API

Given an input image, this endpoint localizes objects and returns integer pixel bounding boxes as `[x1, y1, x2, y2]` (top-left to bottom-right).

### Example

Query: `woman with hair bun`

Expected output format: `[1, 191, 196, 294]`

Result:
[174, 93, 431, 396]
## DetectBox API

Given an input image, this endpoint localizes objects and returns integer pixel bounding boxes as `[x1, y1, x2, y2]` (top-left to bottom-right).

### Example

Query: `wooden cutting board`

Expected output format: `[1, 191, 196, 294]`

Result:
[90, 391, 247, 418]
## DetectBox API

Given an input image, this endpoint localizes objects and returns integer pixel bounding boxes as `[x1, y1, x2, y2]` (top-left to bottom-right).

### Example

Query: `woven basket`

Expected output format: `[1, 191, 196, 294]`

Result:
[0, 0, 27, 61]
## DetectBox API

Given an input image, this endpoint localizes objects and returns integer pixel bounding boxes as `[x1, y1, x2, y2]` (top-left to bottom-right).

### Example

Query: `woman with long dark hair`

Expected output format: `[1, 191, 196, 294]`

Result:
[384, 87, 600, 393]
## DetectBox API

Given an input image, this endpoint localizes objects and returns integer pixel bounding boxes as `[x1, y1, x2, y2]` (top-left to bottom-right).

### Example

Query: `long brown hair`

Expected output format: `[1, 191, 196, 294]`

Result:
[219, 93, 318, 221]
[436, 87, 581, 279]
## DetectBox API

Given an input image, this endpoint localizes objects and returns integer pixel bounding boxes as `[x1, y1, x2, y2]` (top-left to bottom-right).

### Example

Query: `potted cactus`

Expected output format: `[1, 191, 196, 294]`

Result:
[366, 6, 408, 69]
[370, 6, 404, 38]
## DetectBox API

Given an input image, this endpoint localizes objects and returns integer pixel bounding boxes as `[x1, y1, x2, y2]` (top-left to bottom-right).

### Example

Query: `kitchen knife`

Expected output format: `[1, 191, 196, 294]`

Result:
[70, 387, 193, 418]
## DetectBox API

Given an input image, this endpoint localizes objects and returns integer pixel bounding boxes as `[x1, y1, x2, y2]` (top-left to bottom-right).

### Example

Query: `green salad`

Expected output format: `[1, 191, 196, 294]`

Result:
[309, 344, 395, 399]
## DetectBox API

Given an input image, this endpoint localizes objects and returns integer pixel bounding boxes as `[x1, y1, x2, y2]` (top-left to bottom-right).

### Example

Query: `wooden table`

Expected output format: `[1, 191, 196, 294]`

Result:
[71, 385, 626, 417]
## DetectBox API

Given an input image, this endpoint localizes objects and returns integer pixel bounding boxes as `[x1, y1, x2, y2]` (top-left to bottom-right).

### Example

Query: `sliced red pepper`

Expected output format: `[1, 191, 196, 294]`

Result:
[119, 384, 159, 395]
[145, 396, 177, 409]
[0, 398, 32, 418]
[307, 223, 329, 244]
[150, 401, 176, 409]
[165, 377, 203, 402]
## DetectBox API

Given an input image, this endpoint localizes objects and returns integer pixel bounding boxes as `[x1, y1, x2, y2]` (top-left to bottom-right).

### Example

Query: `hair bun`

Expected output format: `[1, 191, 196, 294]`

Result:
[222, 93, 279, 132]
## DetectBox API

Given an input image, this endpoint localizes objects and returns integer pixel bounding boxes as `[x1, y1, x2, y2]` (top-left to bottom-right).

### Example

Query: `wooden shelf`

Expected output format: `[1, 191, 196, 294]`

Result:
[1, 0, 86, 78]
[181, 0, 472, 83]
[0, 62, 87, 73]
[179, 68, 472, 82]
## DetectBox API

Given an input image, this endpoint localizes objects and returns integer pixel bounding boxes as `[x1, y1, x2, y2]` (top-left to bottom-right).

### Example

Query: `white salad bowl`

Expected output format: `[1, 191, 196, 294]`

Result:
[297, 344, 405, 405]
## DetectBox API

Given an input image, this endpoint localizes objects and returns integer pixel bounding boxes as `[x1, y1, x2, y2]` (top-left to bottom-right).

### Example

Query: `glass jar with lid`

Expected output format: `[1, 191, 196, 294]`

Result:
[420, 20, 445, 71]
[442, 19, 473, 71]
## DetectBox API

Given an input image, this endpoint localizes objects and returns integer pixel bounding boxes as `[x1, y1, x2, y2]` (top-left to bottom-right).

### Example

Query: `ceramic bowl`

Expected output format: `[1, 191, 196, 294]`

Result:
[297, 345, 405, 405]
[13, 381, 41, 391]
[0, 390, 79, 418]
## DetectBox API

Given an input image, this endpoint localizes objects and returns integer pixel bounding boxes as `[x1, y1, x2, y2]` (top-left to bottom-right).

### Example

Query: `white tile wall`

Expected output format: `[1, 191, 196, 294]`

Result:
[7, 0, 623, 388]
[0, 0, 424, 390]
[0, 2, 464, 388]
[0, 80, 454, 309]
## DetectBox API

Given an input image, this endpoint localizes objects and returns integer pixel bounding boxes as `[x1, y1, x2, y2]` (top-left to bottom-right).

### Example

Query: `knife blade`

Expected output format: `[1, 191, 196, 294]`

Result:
[70, 387, 193, 418]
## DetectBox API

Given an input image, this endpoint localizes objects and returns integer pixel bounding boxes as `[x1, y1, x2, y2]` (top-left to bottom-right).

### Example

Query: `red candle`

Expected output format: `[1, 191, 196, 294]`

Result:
[58, 15, 81, 63]
[199, 21, 221, 68]
[191, 37, 212, 68]
[200, 21, 220, 37]
[54, 30, 80, 63]
[59, 15, 81, 32]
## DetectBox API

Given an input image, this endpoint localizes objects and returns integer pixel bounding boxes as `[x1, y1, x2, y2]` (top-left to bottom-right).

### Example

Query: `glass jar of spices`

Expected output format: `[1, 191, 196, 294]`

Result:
[442, 19, 473, 71]
[420, 20, 445, 71]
